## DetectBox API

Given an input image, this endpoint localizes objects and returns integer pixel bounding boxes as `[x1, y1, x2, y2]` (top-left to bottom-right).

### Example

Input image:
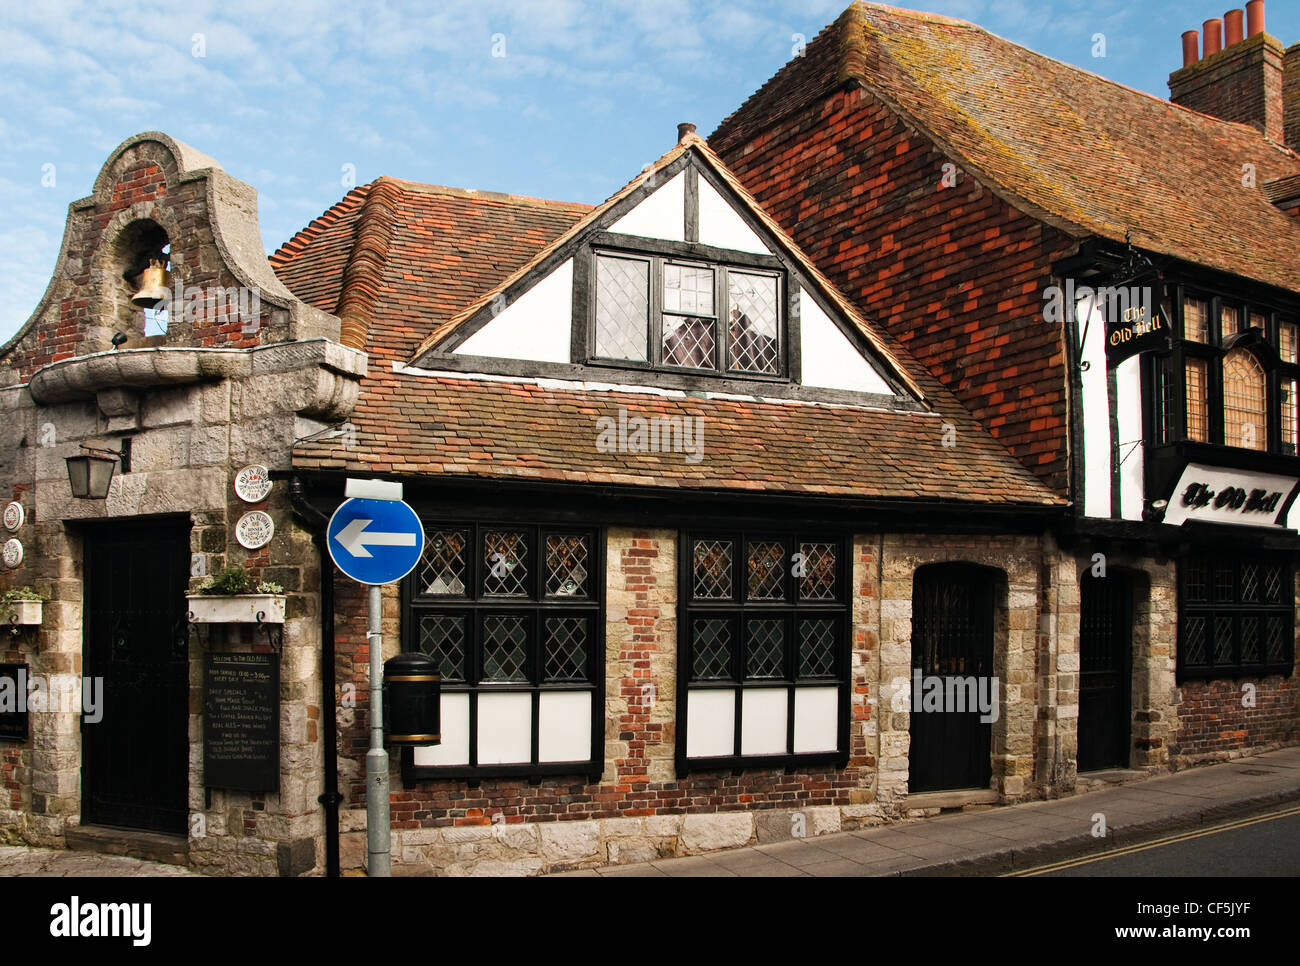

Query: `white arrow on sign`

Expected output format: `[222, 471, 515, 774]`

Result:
[334, 518, 418, 558]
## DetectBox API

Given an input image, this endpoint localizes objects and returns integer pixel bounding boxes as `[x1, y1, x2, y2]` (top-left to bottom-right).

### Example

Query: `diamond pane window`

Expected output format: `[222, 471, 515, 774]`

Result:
[1183, 297, 1209, 342]
[419, 529, 468, 596]
[1179, 551, 1292, 680]
[727, 272, 779, 374]
[595, 255, 649, 361]
[746, 541, 784, 600]
[405, 522, 602, 778]
[693, 540, 733, 600]
[745, 619, 784, 678]
[481, 615, 529, 681]
[798, 543, 837, 601]
[483, 530, 529, 597]
[546, 534, 589, 597]
[662, 316, 716, 368]
[681, 531, 847, 770]
[544, 617, 588, 681]
[692, 619, 733, 679]
[799, 619, 837, 677]
[418, 614, 466, 681]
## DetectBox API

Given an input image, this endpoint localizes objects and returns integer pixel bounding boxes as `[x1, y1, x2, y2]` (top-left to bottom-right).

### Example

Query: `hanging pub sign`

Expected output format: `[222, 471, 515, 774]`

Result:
[1099, 284, 1170, 368]
[1161, 463, 1300, 528]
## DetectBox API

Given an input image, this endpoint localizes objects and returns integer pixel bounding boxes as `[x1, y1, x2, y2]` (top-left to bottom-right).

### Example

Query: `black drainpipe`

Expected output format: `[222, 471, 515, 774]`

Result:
[289, 475, 341, 878]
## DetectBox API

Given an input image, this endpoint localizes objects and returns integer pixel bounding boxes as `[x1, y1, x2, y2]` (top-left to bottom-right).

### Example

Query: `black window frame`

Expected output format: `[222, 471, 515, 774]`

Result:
[1177, 549, 1295, 681]
[675, 530, 851, 775]
[400, 521, 605, 783]
[1154, 285, 1300, 457]
[587, 247, 787, 379]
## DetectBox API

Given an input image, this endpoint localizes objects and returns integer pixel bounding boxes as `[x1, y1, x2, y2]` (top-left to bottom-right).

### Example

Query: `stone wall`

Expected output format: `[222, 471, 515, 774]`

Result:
[0, 132, 360, 875]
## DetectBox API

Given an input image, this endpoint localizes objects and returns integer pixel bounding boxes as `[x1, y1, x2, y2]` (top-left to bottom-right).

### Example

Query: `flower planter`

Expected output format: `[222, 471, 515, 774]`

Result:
[4, 599, 42, 626]
[186, 594, 286, 624]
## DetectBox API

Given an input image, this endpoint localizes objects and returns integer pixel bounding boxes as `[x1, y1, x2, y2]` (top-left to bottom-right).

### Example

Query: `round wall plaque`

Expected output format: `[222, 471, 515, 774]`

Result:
[2, 502, 24, 532]
[2, 538, 23, 569]
[234, 464, 273, 504]
[235, 511, 275, 550]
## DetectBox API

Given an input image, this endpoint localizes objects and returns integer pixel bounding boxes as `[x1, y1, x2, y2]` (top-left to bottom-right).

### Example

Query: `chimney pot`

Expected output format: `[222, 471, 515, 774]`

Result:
[1225, 9, 1245, 45]
[1204, 18, 1224, 56]
[1246, 0, 1265, 37]
[1181, 29, 1201, 67]
[677, 122, 697, 143]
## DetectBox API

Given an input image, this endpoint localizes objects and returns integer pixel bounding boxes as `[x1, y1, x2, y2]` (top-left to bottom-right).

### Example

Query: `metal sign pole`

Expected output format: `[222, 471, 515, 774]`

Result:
[365, 583, 391, 877]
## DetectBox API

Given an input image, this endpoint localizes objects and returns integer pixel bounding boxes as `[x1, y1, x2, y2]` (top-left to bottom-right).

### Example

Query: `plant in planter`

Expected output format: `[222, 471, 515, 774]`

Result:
[187, 568, 286, 623]
[2, 586, 47, 632]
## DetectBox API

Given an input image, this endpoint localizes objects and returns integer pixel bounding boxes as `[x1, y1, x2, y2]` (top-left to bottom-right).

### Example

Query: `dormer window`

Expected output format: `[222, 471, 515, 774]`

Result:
[591, 250, 783, 377]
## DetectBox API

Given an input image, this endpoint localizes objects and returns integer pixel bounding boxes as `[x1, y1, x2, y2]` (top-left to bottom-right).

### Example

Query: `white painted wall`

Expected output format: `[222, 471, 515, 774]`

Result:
[1115, 354, 1144, 521]
[799, 290, 893, 394]
[698, 178, 769, 254]
[454, 259, 573, 362]
[477, 692, 532, 764]
[413, 692, 470, 767]
[609, 170, 685, 241]
[1079, 296, 1113, 519]
[539, 691, 591, 762]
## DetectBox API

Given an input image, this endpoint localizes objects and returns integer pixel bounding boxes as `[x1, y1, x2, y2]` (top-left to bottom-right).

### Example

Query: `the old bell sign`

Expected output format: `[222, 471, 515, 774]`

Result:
[1103, 289, 1169, 368]
[382, 652, 441, 745]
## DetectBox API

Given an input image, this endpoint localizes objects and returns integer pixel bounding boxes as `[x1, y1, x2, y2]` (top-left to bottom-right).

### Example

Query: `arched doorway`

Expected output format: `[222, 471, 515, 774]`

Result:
[909, 563, 998, 792]
[1077, 569, 1134, 771]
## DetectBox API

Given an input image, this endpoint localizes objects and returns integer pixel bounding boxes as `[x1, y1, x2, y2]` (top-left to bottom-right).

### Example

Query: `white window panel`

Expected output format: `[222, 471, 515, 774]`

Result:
[538, 691, 591, 762]
[686, 688, 735, 758]
[740, 687, 787, 755]
[477, 692, 532, 764]
[412, 692, 470, 767]
[793, 686, 838, 753]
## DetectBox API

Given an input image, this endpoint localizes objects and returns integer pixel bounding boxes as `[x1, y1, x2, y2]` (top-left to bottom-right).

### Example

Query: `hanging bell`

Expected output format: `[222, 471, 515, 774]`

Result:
[131, 258, 171, 309]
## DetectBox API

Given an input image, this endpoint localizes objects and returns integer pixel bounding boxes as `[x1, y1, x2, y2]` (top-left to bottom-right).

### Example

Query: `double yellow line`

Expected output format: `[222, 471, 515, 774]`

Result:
[1007, 803, 1300, 876]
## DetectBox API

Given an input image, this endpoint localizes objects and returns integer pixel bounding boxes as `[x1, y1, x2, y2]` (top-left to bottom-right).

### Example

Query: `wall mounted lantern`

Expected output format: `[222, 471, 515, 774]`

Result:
[65, 440, 130, 500]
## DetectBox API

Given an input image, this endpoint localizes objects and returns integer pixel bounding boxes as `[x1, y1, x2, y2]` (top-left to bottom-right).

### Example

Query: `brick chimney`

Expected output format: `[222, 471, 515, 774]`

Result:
[1169, 2, 1284, 143]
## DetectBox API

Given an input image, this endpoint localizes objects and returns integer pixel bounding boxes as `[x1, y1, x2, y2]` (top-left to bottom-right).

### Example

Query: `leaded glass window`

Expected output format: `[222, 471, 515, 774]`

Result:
[1179, 551, 1293, 680]
[679, 531, 848, 771]
[406, 522, 602, 779]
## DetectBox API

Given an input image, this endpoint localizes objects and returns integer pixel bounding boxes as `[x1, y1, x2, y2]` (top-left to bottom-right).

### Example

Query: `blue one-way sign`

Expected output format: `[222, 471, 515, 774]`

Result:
[327, 497, 425, 585]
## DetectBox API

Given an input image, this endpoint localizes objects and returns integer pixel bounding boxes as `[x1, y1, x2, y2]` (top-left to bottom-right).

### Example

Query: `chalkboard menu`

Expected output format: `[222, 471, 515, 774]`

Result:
[203, 653, 278, 792]
[0, 663, 28, 741]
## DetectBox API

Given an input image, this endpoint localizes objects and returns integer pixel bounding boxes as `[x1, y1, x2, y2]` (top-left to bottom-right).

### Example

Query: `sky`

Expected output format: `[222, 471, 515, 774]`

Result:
[2, 0, 1298, 341]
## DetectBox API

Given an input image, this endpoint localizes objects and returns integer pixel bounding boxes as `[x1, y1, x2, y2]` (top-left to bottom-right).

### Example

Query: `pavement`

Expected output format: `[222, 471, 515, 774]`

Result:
[1, 747, 1297, 876]
[552, 745, 1300, 877]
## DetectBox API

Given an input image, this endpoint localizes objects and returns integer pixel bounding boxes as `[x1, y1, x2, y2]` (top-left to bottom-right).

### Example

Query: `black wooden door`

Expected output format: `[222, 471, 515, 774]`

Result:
[909, 565, 995, 792]
[82, 520, 191, 833]
[1077, 572, 1131, 772]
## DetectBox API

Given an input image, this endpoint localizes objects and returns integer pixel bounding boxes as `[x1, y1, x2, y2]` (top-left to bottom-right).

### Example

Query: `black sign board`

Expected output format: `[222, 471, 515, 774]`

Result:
[203, 653, 279, 792]
[0, 663, 29, 741]
[1102, 288, 1171, 368]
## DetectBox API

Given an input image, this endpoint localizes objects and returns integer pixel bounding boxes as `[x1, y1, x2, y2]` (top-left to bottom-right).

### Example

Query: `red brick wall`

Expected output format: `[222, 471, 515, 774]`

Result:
[713, 85, 1076, 492]
[1174, 676, 1299, 759]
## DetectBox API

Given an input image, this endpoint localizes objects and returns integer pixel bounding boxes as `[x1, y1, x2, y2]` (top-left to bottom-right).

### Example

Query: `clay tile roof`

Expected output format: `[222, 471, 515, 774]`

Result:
[273, 140, 1061, 508]
[711, 1, 1300, 293]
